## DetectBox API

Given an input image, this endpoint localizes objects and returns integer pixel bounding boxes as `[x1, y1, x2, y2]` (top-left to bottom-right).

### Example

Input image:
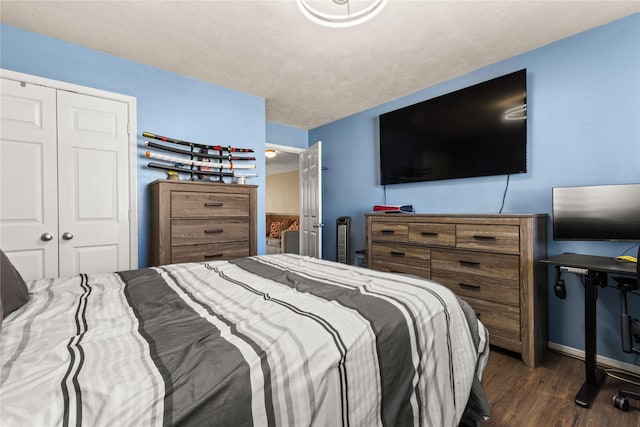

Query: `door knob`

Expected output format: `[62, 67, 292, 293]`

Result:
[41, 232, 53, 241]
[62, 232, 74, 240]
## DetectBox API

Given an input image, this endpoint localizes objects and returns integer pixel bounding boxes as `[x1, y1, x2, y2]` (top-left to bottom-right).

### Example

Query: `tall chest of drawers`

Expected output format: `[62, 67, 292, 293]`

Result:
[150, 180, 257, 266]
[366, 213, 548, 367]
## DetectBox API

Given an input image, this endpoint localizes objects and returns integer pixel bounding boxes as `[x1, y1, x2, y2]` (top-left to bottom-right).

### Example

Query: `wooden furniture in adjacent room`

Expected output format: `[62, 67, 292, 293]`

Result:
[366, 213, 548, 367]
[150, 180, 257, 266]
[265, 214, 299, 254]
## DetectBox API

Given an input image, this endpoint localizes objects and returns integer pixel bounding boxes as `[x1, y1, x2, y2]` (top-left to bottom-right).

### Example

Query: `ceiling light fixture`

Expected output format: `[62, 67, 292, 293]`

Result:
[265, 149, 277, 158]
[297, 0, 388, 28]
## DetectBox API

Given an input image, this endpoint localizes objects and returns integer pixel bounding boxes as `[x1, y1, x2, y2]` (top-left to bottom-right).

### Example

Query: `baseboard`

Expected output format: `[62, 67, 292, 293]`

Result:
[549, 342, 640, 375]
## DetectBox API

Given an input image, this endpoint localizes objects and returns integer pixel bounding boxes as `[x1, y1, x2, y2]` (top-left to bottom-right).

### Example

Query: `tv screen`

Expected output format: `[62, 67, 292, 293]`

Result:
[552, 183, 640, 241]
[379, 69, 527, 185]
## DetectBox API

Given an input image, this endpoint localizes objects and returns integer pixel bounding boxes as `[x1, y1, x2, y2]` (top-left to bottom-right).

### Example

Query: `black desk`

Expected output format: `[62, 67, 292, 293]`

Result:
[541, 253, 639, 408]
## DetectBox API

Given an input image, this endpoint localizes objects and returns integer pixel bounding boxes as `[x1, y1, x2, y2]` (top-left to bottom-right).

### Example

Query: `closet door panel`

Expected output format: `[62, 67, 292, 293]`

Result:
[57, 91, 130, 277]
[0, 78, 58, 280]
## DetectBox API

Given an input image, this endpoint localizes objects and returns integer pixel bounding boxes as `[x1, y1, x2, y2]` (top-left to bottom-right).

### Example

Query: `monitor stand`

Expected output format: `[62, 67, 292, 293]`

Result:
[574, 269, 607, 408]
[541, 253, 639, 408]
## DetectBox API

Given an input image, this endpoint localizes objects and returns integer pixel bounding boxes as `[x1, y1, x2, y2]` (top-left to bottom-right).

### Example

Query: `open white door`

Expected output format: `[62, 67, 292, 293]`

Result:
[299, 141, 322, 258]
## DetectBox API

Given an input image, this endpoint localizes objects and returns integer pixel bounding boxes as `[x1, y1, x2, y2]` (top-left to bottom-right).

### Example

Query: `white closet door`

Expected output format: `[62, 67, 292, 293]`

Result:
[56, 91, 130, 277]
[0, 78, 59, 280]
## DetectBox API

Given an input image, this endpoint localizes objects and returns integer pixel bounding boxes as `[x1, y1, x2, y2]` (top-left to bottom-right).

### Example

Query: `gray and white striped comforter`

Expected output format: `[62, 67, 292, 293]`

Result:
[1, 254, 490, 426]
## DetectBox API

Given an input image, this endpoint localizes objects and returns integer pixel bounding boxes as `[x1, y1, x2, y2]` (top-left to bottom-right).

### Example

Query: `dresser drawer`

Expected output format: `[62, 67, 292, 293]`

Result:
[431, 249, 519, 306]
[171, 241, 250, 263]
[370, 261, 429, 279]
[372, 242, 428, 263]
[463, 295, 520, 342]
[456, 224, 520, 253]
[171, 219, 249, 246]
[370, 242, 429, 278]
[171, 192, 250, 218]
[409, 223, 455, 246]
[371, 222, 409, 242]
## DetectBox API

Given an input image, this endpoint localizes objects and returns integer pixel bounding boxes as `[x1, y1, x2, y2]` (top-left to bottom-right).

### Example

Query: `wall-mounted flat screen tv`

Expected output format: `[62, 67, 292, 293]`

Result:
[379, 69, 527, 185]
[552, 183, 640, 241]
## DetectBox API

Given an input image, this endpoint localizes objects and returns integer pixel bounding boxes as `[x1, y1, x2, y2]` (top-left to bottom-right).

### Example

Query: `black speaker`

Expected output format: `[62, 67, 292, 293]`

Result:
[554, 266, 567, 299]
[554, 279, 567, 299]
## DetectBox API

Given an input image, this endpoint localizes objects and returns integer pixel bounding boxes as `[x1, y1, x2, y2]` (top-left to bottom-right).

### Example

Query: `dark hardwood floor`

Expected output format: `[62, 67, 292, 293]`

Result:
[481, 347, 640, 427]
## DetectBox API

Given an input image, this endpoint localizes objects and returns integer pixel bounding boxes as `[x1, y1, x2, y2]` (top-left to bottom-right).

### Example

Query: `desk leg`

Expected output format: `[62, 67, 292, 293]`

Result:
[575, 270, 605, 408]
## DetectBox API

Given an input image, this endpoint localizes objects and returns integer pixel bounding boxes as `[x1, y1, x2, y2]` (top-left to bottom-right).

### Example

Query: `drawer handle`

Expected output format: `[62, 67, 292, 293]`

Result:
[381, 229, 395, 234]
[390, 251, 405, 257]
[204, 202, 224, 207]
[459, 282, 481, 290]
[473, 235, 497, 241]
[204, 253, 224, 259]
[204, 229, 224, 234]
[459, 260, 480, 268]
[421, 232, 438, 237]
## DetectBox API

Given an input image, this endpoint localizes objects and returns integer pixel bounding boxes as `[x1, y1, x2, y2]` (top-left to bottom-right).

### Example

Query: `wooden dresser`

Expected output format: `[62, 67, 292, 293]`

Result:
[150, 180, 257, 266]
[366, 213, 548, 367]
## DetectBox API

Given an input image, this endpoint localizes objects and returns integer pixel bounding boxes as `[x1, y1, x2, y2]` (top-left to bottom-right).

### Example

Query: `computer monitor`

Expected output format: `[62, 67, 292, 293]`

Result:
[552, 183, 640, 242]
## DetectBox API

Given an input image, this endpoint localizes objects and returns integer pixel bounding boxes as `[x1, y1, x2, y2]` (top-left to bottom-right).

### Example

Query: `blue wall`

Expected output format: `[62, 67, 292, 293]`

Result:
[266, 122, 308, 149]
[310, 14, 640, 364]
[1, 24, 267, 266]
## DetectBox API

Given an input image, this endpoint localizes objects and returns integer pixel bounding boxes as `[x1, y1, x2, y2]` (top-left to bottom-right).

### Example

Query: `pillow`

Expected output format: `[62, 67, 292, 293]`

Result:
[268, 221, 283, 238]
[286, 219, 300, 231]
[1, 249, 29, 321]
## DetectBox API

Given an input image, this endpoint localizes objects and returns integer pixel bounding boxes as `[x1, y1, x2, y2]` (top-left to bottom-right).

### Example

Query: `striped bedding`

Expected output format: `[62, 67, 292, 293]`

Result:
[1, 254, 490, 426]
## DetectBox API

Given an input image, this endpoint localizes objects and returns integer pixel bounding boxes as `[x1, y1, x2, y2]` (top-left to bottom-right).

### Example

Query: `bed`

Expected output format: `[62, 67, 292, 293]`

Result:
[1, 253, 490, 426]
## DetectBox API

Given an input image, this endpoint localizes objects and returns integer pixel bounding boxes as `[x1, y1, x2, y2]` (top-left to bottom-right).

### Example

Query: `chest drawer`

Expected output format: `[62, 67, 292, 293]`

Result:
[371, 222, 409, 242]
[171, 219, 249, 246]
[431, 248, 520, 306]
[171, 192, 250, 218]
[171, 241, 250, 264]
[409, 223, 455, 246]
[456, 224, 520, 253]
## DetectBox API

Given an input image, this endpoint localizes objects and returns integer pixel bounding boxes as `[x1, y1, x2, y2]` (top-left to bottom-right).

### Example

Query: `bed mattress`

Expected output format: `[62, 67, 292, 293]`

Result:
[1, 254, 490, 426]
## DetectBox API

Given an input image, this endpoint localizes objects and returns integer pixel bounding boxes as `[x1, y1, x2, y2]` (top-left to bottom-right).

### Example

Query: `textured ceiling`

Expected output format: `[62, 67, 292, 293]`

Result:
[1, 1, 639, 129]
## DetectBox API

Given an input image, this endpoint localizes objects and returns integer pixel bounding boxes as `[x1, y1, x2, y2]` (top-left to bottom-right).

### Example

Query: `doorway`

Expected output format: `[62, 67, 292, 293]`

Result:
[265, 143, 303, 255]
